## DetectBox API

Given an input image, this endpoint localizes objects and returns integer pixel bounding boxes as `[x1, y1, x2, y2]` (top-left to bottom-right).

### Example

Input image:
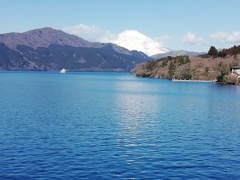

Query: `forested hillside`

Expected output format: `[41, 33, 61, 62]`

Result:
[133, 45, 240, 85]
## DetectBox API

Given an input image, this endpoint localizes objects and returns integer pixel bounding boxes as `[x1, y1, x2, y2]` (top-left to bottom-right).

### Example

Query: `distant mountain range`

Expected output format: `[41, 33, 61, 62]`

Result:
[0, 27, 150, 71]
[151, 50, 205, 59]
[112, 30, 169, 56]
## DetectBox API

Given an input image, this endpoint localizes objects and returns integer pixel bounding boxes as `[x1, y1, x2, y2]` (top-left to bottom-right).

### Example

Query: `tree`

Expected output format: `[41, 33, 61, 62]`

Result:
[145, 60, 157, 71]
[233, 45, 238, 56]
[217, 62, 229, 83]
[208, 46, 218, 58]
[161, 60, 168, 67]
[218, 49, 226, 58]
[181, 64, 192, 80]
[168, 61, 175, 78]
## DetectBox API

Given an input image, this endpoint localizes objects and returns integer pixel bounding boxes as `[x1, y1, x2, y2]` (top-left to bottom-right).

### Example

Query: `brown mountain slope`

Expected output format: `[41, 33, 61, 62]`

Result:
[132, 55, 240, 85]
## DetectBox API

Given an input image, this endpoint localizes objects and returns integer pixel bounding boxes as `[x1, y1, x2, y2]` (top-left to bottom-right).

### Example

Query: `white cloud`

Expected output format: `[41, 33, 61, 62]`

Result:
[210, 32, 240, 44]
[181, 32, 206, 46]
[181, 31, 240, 49]
[154, 35, 172, 46]
[62, 24, 116, 42]
[99, 31, 116, 43]
[62, 25, 240, 51]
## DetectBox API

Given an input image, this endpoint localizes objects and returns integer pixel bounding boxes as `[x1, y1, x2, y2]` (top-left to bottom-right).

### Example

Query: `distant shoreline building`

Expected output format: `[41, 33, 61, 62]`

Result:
[231, 66, 240, 76]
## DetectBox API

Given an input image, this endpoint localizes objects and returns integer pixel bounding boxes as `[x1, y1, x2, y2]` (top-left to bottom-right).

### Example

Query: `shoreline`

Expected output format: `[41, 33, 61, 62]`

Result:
[172, 79, 217, 83]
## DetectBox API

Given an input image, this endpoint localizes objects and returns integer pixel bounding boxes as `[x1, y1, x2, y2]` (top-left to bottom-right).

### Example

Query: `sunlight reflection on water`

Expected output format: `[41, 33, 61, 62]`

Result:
[0, 72, 240, 179]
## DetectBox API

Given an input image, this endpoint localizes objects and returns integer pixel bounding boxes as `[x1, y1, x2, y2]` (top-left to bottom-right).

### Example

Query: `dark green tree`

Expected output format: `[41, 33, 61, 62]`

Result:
[233, 45, 238, 56]
[218, 49, 226, 58]
[145, 60, 157, 71]
[161, 60, 168, 67]
[168, 61, 176, 78]
[208, 46, 218, 58]
[217, 62, 229, 83]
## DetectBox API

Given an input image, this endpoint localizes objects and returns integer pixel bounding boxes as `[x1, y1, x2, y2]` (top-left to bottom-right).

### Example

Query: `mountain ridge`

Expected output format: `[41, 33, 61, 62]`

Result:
[0, 27, 150, 71]
[151, 50, 205, 59]
[0, 27, 91, 49]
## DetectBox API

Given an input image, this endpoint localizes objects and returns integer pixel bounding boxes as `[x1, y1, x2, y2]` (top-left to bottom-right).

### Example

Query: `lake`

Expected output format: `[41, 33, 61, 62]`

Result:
[0, 71, 240, 179]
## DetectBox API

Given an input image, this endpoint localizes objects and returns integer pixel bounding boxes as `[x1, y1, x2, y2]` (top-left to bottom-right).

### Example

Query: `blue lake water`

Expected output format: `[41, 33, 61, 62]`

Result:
[0, 71, 240, 179]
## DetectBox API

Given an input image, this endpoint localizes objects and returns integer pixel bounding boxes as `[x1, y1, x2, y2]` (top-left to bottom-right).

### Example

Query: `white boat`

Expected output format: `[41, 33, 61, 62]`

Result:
[60, 68, 67, 73]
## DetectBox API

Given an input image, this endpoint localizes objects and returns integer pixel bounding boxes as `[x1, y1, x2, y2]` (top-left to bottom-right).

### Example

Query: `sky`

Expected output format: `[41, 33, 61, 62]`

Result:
[0, 0, 240, 52]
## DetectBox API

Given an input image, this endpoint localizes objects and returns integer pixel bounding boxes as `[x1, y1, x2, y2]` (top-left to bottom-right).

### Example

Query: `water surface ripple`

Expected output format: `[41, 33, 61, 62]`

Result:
[0, 72, 240, 179]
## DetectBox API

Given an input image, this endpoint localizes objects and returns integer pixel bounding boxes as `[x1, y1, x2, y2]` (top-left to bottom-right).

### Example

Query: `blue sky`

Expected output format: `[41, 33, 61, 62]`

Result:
[0, 0, 240, 52]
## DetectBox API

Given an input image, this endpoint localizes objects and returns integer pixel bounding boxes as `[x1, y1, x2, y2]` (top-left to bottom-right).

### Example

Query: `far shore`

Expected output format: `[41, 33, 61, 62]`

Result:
[172, 79, 217, 83]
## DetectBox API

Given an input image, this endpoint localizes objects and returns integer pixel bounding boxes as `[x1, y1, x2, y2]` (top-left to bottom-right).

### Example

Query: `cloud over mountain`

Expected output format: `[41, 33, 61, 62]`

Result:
[210, 32, 240, 44]
[62, 24, 115, 42]
[182, 31, 240, 47]
[182, 32, 206, 46]
[62, 24, 240, 52]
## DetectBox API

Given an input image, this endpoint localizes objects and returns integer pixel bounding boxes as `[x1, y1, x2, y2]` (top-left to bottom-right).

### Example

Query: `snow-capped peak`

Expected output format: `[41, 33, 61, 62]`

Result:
[112, 30, 169, 56]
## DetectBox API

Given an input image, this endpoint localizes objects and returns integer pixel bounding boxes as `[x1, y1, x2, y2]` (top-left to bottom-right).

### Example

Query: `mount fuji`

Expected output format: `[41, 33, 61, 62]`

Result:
[112, 30, 169, 56]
